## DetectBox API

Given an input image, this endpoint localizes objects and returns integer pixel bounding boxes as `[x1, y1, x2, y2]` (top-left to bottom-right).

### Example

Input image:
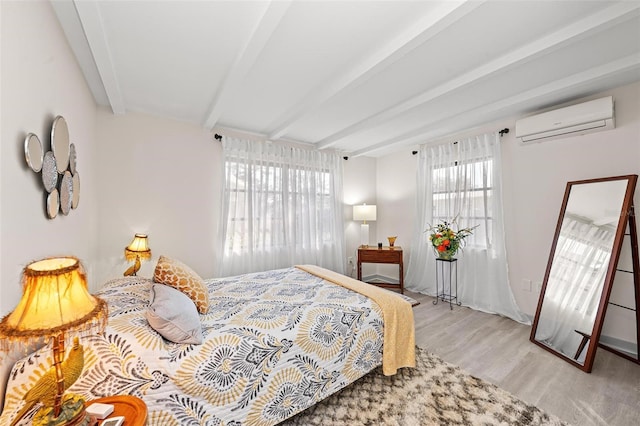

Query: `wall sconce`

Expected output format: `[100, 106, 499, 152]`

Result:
[353, 204, 377, 247]
[124, 233, 152, 276]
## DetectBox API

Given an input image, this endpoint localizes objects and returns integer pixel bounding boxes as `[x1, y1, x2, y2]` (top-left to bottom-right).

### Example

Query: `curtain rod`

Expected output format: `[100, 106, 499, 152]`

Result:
[214, 132, 349, 160]
[411, 128, 509, 155]
[213, 133, 349, 160]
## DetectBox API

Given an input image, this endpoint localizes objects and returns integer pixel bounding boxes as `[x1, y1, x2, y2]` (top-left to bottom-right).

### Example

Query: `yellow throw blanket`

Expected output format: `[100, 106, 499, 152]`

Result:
[296, 265, 415, 376]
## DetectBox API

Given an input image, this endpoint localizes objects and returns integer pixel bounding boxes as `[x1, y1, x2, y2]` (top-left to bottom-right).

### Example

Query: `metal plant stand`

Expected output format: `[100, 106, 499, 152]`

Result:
[433, 258, 460, 309]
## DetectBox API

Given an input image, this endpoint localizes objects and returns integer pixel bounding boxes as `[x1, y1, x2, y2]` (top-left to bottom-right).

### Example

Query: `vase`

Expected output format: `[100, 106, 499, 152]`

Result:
[387, 236, 397, 247]
[437, 250, 457, 260]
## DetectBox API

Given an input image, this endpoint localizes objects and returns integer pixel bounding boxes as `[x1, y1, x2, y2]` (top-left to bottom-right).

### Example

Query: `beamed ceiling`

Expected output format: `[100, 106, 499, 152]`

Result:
[52, 0, 640, 157]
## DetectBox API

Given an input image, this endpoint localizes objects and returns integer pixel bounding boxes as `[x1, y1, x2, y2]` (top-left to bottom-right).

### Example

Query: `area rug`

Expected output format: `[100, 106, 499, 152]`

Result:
[282, 346, 569, 426]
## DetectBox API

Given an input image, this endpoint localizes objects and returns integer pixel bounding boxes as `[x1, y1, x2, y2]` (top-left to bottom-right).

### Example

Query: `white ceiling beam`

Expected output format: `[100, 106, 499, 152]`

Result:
[266, 0, 483, 140]
[318, 1, 640, 150]
[203, 1, 291, 130]
[73, 0, 125, 114]
[349, 54, 640, 157]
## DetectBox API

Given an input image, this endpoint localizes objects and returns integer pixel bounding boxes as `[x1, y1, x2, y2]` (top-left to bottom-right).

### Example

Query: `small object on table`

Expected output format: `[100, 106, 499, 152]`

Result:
[378, 242, 383, 249]
[86, 395, 147, 426]
[86, 403, 114, 419]
[388, 236, 397, 247]
[100, 416, 124, 426]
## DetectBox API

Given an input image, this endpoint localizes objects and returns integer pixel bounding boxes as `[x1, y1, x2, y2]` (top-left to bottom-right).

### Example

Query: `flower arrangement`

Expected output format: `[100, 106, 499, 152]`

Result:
[426, 217, 477, 259]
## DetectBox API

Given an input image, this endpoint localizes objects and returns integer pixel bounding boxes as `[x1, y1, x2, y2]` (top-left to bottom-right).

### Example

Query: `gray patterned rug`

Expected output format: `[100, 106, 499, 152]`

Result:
[282, 346, 569, 426]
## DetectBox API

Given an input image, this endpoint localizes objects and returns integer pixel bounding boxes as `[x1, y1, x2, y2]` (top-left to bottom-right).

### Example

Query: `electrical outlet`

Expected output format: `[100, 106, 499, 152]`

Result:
[348, 256, 353, 265]
[521, 279, 532, 292]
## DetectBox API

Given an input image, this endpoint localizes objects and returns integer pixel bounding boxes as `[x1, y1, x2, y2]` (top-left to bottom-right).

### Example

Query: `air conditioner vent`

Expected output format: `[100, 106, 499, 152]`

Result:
[516, 96, 614, 143]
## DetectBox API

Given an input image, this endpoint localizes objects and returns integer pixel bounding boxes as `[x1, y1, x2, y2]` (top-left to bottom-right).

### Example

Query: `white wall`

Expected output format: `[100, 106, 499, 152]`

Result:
[374, 82, 640, 328]
[94, 109, 222, 285]
[0, 1, 98, 315]
[375, 150, 417, 281]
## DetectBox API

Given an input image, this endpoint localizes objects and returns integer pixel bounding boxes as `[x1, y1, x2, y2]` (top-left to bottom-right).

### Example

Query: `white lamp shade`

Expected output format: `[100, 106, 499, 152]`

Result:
[353, 204, 377, 222]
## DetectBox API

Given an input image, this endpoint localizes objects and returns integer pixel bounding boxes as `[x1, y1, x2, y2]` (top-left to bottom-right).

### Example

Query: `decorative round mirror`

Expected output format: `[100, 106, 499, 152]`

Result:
[60, 171, 73, 215]
[42, 151, 58, 193]
[72, 172, 80, 209]
[51, 115, 70, 173]
[24, 133, 44, 172]
[47, 189, 59, 219]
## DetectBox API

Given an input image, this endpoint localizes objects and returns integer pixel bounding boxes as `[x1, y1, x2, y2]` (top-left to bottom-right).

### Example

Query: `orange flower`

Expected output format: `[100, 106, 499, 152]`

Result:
[443, 239, 450, 246]
[437, 245, 446, 252]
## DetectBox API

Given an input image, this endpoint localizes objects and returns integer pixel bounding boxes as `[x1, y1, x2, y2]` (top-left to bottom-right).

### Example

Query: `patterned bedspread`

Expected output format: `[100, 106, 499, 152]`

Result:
[1, 267, 384, 425]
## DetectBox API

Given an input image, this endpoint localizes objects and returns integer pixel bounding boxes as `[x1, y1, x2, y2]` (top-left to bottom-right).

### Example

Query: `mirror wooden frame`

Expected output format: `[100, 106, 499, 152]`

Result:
[530, 174, 639, 372]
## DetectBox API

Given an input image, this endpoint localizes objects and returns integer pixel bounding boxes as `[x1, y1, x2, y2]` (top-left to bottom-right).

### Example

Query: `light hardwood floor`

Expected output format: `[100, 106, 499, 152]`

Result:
[407, 290, 640, 426]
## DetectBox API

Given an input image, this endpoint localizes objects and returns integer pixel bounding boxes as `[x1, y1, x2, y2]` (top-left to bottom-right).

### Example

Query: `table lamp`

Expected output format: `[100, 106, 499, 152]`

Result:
[0, 257, 107, 426]
[124, 233, 151, 276]
[353, 204, 377, 247]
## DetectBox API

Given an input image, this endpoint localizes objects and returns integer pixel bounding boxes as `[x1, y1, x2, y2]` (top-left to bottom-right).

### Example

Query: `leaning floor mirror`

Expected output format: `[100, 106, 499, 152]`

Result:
[530, 174, 639, 372]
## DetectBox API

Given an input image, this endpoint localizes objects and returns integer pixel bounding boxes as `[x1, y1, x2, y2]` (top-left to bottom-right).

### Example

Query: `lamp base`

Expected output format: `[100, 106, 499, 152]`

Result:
[32, 394, 96, 426]
[360, 223, 370, 247]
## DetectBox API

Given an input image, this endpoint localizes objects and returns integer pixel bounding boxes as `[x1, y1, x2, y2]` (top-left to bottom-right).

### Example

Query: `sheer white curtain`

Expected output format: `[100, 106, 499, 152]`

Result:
[534, 216, 614, 361]
[218, 137, 345, 277]
[405, 132, 529, 323]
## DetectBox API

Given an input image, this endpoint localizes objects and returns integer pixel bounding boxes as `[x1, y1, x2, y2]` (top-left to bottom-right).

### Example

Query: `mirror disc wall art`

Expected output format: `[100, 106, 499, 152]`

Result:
[60, 171, 73, 215]
[25, 116, 81, 219]
[42, 151, 58, 193]
[51, 115, 70, 173]
[72, 172, 80, 209]
[25, 133, 44, 173]
[69, 143, 77, 175]
[47, 189, 59, 219]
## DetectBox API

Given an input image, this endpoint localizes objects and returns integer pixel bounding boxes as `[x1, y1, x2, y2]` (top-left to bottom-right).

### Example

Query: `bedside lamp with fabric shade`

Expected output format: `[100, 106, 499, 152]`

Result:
[0, 257, 107, 426]
[353, 204, 377, 247]
[124, 233, 151, 276]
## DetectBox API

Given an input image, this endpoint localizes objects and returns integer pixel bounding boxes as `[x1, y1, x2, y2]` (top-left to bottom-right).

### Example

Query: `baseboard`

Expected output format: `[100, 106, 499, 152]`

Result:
[362, 274, 399, 285]
[599, 335, 638, 358]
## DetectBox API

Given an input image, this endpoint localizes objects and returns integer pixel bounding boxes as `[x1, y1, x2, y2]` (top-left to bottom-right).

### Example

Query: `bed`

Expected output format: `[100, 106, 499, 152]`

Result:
[1, 264, 415, 425]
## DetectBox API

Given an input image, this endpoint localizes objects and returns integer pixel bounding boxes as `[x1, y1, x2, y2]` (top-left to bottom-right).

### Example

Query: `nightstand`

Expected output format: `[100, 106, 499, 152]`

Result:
[86, 395, 147, 426]
[357, 246, 404, 293]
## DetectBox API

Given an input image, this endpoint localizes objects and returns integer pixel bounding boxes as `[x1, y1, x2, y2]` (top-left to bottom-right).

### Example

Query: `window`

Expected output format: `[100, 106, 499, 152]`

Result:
[219, 137, 345, 276]
[224, 160, 335, 253]
[431, 155, 493, 249]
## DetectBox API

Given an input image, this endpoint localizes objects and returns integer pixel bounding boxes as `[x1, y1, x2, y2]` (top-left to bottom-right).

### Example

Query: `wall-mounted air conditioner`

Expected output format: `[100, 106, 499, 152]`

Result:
[515, 96, 614, 143]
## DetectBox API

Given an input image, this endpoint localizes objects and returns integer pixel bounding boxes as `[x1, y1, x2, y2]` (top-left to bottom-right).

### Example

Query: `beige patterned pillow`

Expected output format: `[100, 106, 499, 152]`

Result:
[153, 255, 209, 313]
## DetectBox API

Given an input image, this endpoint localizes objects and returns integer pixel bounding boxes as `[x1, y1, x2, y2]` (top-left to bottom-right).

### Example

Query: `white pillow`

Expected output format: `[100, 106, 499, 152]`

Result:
[146, 284, 203, 344]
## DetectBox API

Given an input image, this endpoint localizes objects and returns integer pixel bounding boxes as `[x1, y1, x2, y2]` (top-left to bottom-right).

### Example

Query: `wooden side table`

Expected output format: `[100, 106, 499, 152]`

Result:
[86, 395, 147, 426]
[357, 246, 404, 293]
